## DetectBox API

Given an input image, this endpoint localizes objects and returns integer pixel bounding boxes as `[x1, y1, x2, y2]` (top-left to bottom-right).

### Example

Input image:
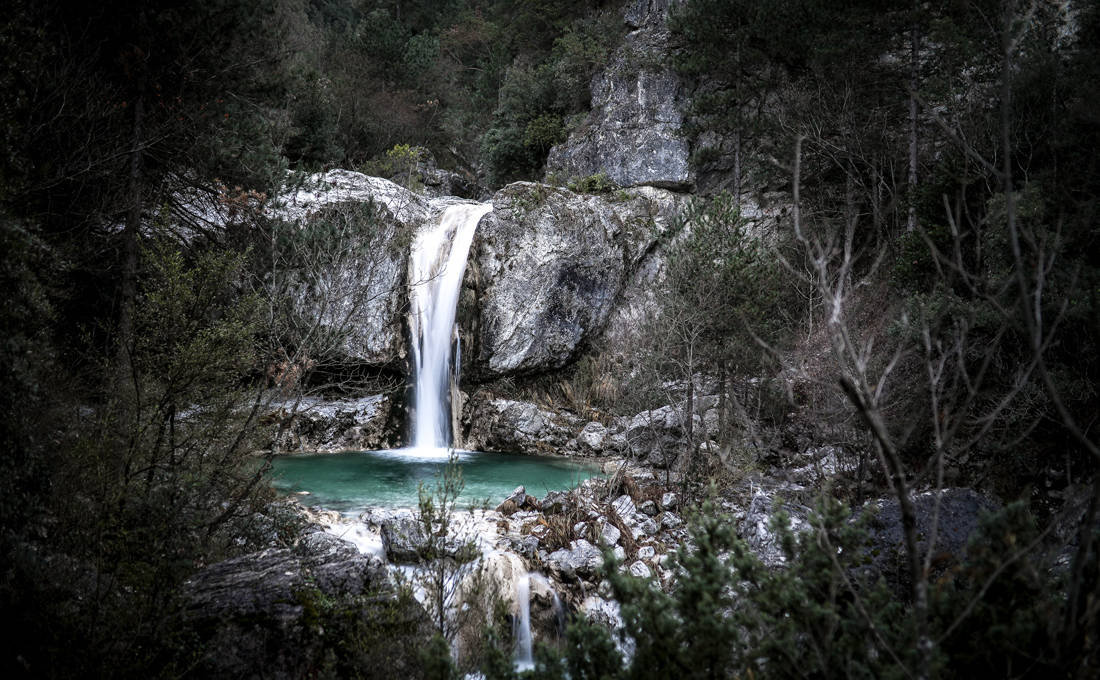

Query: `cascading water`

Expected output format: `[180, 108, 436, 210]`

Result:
[407, 202, 493, 455]
[514, 572, 563, 671]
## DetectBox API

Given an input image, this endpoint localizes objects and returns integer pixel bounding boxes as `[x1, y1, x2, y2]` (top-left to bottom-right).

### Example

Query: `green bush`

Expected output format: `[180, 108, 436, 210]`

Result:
[567, 172, 615, 194]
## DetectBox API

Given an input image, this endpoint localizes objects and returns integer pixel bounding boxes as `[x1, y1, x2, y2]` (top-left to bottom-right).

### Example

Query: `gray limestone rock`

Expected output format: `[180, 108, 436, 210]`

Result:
[547, 539, 605, 581]
[183, 529, 428, 679]
[629, 560, 653, 579]
[463, 395, 583, 454]
[380, 513, 426, 563]
[466, 182, 677, 377]
[599, 521, 623, 546]
[738, 488, 809, 567]
[268, 395, 392, 452]
[269, 170, 428, 366]
[611, 495, 637, 519]
[546, 0, 693, 190]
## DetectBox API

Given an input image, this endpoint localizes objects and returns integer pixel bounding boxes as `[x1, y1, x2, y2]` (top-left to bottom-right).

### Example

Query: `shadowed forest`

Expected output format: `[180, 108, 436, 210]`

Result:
[1, 1, 1098, 678]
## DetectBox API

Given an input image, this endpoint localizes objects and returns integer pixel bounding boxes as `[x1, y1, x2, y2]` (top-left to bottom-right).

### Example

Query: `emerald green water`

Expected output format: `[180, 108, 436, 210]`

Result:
[270, 449, 600, 512]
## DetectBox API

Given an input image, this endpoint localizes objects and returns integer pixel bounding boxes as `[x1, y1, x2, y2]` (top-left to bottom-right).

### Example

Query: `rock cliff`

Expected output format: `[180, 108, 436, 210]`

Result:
[545, 0, 693, 190]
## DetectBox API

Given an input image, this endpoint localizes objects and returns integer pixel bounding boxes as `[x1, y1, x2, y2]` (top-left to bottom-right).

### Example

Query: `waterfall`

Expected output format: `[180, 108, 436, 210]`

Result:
[514, 572, 563, 671]
[407, 202, 493, 454]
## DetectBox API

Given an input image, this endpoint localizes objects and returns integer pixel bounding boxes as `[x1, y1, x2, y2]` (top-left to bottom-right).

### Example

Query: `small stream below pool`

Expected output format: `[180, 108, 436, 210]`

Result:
[270, 449, 600, 513]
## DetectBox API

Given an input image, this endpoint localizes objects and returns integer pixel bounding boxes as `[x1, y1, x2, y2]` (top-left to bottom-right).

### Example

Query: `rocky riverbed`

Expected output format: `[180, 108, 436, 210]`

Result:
[186, 442, 1006, 674]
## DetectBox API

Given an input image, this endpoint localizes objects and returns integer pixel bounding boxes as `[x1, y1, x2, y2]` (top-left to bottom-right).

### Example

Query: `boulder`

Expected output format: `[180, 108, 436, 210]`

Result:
[503, 485, 527, 507]
[618, 404, 698, 465]
[547, 539, 604, 581]
[579, 421, 609, 449]
[861, 488, 1000, 597]
[380, 513, 426, 563]
[183, 530, 429, 679]
[540, 490, 576, 515]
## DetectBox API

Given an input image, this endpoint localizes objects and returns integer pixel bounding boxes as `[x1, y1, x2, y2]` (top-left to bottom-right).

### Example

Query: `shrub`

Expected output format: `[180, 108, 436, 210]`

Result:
[567, 172, 615, 194]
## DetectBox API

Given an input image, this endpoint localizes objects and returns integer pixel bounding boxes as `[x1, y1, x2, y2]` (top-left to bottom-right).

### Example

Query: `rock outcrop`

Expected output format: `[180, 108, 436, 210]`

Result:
[268, 170, 428, 366]
[268, 395, 394, 452]
[464, 182, 683, 376]
[861, 488, 1000, 596]
[545, 0, 693, 190]
[183, 528, 430, 679]
[463, 395, 588, 455]
[254, 169, 688, 383]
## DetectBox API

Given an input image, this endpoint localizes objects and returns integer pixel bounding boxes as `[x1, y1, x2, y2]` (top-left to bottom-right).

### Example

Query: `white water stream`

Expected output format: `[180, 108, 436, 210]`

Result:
[514, 572, 563, 672]
[407, 203, 493, 455]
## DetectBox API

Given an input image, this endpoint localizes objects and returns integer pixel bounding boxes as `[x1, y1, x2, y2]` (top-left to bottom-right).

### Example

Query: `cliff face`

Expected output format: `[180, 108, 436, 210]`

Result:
[545, 0, 694, 191]
[266, 171, 688, 381]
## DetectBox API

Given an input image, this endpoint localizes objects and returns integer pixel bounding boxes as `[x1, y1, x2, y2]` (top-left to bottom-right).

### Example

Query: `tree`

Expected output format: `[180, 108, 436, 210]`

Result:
[642, 193, 791, 481]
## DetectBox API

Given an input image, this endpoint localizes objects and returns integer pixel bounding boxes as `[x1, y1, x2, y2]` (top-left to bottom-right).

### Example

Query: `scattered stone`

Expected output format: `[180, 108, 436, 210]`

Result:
[599, 521, 622, 546]
[602, 460, 627, 475]
[738, 489, 809, 567]
[547, 539, 604, 581]
[637, 546, 656, 560]
[579, 422, 608, 449]
[658, 512, 683, 530]
[639, 518, 660, 536]
[519, 535, 540, 558]
[505, 485, 527, 506]
[496, 499, 519, 516]
[629, 561, 652, 579]
[661, 492, 678, 510]
[611, 495, 637, 519]
[540, 490, 575, 514]
[639, 500, 659, 516]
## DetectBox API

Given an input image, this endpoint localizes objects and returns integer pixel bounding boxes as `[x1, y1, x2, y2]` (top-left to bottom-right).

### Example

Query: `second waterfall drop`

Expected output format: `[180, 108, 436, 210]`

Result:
[407, 202, 493, 454]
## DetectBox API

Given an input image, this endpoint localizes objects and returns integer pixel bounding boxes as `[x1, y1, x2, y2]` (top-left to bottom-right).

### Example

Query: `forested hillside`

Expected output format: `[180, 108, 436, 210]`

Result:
[1, 0, 1098, 678]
